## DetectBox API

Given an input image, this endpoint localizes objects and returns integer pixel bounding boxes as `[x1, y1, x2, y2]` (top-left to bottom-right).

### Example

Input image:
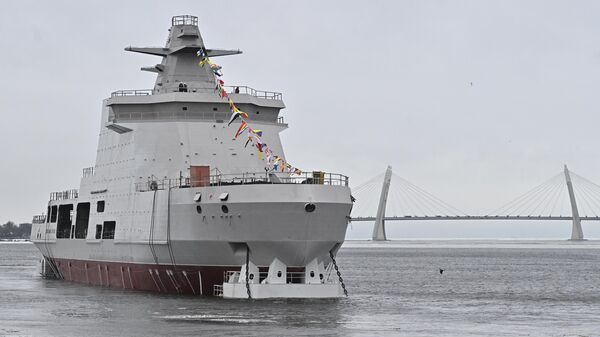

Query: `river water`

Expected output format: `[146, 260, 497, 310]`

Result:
[1, 241, 599, 336]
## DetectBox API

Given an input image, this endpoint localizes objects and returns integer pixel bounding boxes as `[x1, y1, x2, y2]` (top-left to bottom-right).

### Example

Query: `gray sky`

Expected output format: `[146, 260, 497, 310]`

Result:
[1, 0, 599, 239]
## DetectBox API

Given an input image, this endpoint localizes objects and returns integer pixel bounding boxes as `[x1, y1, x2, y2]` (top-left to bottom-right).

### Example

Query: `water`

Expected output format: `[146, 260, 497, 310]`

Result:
[1, 241, 600, 336]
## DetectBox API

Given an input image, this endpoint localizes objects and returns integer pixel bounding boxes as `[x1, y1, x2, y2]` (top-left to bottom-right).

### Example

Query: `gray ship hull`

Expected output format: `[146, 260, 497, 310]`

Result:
[33, 184, 352, 295]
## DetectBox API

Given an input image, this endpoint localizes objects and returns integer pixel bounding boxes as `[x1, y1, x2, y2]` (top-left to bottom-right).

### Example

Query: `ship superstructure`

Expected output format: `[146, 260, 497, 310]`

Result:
[31, 15, 352, 298]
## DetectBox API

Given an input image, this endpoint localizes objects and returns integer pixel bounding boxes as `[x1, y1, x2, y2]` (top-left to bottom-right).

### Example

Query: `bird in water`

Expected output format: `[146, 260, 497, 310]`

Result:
[439, 268, 444, 275]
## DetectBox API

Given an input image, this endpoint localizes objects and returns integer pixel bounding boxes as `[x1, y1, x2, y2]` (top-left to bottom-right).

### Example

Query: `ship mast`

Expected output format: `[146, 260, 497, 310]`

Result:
[125, 15, 242, 94]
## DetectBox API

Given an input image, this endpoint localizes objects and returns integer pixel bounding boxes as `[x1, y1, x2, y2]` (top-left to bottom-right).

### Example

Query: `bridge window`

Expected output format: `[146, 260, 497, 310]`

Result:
[50, 205, 58, 223]
[102, 221, 116, 239]
[56, 204, 74, 239]
[97, 200, 105, 213]
[95, 224, 102, 239]
[74, 202, 90, 239]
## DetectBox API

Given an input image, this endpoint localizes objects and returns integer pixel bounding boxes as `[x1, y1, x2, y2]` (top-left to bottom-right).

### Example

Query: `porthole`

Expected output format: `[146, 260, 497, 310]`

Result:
[221, 205, 229, 213]
[304, 203, 316, 213]
[277, 271, 282, 277]
[249, 273, 254, 280]
[319, 273, 323, 280]
[310, 271, 315, 277]
[196, 205, 202, 214]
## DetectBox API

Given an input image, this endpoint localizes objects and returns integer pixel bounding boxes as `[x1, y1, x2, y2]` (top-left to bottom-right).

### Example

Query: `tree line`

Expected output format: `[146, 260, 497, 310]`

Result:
[0, 221, 32, 239]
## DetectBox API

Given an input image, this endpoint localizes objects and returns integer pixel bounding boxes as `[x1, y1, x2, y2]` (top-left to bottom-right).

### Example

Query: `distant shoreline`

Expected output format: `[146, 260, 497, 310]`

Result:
[342, 239, 600, 249]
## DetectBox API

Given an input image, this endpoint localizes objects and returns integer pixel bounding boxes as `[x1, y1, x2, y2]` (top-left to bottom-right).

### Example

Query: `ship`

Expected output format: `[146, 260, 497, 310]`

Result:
[30, 15, 353, 299]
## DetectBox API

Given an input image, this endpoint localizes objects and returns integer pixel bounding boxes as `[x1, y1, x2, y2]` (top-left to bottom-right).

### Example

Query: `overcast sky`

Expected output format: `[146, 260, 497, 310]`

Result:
[1, 0, 599, 239]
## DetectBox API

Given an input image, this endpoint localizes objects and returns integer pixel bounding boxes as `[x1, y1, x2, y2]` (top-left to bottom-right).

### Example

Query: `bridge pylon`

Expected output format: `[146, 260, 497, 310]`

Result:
[564, 165, 584, 240]
[372, 166, 392, 241]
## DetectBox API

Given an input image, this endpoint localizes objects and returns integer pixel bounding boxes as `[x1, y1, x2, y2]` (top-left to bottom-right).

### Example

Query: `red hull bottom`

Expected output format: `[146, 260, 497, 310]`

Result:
[50, 258, 232, 296]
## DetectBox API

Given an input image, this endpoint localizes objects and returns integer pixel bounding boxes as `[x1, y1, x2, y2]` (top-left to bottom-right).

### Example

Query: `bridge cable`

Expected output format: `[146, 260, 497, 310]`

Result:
[399, 181, 440, 216]
[490, 173, 563, 216]
[392, 174, 466, 216]
[351, 181, 384, 217]
[571, 172, 600, 216]
[518, 178, 562, 216]
[527, 178, 565, 216]
[490, 173, 561, 215]
[572, 178, 600, 216]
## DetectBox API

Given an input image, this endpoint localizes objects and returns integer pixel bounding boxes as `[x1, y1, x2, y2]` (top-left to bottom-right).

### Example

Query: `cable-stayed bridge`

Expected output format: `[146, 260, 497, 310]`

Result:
[350, 165, 600, 241]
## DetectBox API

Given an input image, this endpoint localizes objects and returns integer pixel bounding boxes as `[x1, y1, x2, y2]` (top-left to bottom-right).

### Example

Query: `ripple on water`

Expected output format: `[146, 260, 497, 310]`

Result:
[160, 314, 277, 324]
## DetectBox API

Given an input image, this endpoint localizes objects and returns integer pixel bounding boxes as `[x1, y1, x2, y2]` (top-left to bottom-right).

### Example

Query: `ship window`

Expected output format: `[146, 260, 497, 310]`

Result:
[50, 205, 58, 223]
[196, 205, 202, 214]
[95, 224, 102, 239]
[74, 202, 90, 239]
[213, 107, 218, 111]
[102, 221, 116, 239]
[182, 106, 188, 111]
[47, 206, 51, 223]
[97, 200, 105, 213]
[56, 204, 74, 239]
[221, 205, 229, 213]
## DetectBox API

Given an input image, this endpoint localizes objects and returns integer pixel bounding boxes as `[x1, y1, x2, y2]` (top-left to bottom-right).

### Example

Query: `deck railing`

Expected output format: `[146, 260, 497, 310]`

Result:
[32, 215, 46, 224]
[111, 89, 153, 97]
[172, 15, 198, 26]
[135, 171, 349, 192]
[50, 189, 78, 201]
[223, 86, 283, 100]
[224, 271, 310, 284]
[110, 85, 282, 100]
[82, 167, 95, 178]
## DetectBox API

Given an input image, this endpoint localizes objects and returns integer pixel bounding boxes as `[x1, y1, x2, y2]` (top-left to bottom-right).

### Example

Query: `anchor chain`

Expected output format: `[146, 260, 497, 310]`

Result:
[329, 251, 348, 297]
[245, 246, 252, 299]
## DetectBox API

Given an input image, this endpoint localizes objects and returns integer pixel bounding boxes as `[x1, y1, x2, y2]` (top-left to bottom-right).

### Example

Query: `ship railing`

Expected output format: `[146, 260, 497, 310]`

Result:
[135, 177, 191, 192]
[224, 271, 240, 283]
[134, 171, 349, 192]
[223, 86, 283, 100]
[32, 214, 46, 224]
[172, 15, 198, 26]
[223, 271, 310, 284]
[82, 166, 95, 178]
[49, 189, 79, 201]
[110, 86, 283, 100]
[111, 89, 154, 97]
[213, 284, 223, 297]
